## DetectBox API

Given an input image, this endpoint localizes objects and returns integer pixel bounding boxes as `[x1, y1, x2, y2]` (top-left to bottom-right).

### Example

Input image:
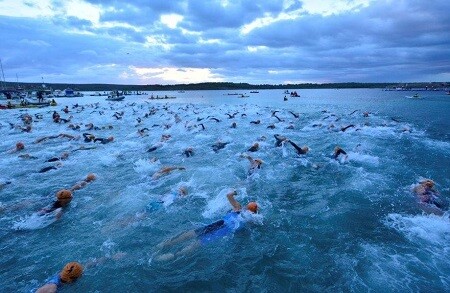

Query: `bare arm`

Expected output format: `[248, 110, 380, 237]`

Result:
[36, 283, 57, 293]
[226, 190, 241, 211]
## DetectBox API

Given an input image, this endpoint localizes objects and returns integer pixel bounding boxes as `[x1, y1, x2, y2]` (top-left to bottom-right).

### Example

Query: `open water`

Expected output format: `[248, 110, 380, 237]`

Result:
[0, 89, 449, 292]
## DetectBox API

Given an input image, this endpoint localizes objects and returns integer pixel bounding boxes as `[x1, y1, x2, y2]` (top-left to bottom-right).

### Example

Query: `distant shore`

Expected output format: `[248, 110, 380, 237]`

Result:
[1, 81, 448, 92]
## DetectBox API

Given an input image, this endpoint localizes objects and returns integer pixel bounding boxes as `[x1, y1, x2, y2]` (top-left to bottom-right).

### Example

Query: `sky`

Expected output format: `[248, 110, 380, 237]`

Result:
[0, 0, 449, 85]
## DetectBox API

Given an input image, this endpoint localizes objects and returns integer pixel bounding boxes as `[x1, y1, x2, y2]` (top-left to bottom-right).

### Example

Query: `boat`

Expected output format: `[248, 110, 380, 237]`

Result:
[250, 91, 259, 93]
[24, 98, 51, 106]
[290, 91, 300, 97]
[406, 93, 421, 99]
[148, 94, 176, 100]
[238, 94, 249, 98]
[106, 95, 125, 101]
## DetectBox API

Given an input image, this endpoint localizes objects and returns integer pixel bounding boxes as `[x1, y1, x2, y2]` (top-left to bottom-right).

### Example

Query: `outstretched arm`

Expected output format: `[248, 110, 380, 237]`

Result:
[226, 190, 241, 211]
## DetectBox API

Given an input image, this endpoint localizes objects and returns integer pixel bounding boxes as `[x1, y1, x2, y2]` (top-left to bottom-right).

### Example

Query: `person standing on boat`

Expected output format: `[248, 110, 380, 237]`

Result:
[37, 91, 44, 103]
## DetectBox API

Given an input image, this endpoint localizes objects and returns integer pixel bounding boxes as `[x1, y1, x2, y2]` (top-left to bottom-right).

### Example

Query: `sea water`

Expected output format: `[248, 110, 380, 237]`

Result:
[0, 89, 449, 292]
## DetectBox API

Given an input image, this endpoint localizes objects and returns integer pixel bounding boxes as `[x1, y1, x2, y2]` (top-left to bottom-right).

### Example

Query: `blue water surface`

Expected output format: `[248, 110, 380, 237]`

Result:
[0, 89, 449, 292]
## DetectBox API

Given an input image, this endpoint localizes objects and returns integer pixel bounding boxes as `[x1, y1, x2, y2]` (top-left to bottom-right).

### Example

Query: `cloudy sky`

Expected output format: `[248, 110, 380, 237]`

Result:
[0, 0, 449, 85]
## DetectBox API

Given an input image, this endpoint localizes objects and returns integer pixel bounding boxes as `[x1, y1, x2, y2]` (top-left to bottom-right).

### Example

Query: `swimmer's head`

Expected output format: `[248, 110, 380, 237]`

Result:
[56, 189, 73, 200]
[302, 146, 309, 153]
[61, 152, 69, 159]
[108, 136, 114, 142]
[179, 187, 188, 196]
[16, 142, 25, 150]
[247, 202, 258, 213]
[85, 173, 96, 182]
[421, 179, 435, 188]
[334, 146, 341, 152]
[56, 189, 73, 206]
[59, 262, 83, 283]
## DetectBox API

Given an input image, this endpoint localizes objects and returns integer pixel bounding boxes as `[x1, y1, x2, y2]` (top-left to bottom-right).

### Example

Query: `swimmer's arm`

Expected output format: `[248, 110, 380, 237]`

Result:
[227, 190, 241, 211]
[36, 283, 57, 293]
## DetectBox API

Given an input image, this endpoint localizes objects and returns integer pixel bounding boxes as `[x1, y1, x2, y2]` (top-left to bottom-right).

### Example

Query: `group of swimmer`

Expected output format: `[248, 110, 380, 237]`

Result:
[2, 98, 447, 292]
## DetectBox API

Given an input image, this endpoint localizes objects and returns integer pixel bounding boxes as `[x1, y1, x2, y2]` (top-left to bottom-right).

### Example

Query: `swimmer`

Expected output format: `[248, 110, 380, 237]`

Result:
[183, 147, 194, 157]
[231, 122, 237, 128]
[38, 189, 73, 218]
[247, 142, 259, 152]
[152, 166, 186, 180]
[94, 136, 114, 144]
[287, 140, 309, 155]
[70, 173, 96, 191]
[332, 146, 348, 160]
[147, 187, 188, 212]
[274, 134, 288, 147]
[9, 142, 25, 153]
[212, 141, 229, 153]
[0, 181, 12, 190]
[83, 133, 95, 142]
[412, 179, 447, 212]
[46, 152, 69, 162]
[241, 153, 263, 175]
[154, 189, 259, 261]
[36, 262, 83, 293]
[38, 162, 62, 173]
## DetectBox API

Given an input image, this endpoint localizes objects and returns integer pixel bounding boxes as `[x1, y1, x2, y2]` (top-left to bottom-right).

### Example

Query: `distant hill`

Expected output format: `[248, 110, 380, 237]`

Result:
[0, 81, 448, 91]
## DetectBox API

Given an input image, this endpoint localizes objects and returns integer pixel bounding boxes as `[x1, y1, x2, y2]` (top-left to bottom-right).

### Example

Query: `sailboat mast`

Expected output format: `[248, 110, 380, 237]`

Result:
[0, 58, 5, 89]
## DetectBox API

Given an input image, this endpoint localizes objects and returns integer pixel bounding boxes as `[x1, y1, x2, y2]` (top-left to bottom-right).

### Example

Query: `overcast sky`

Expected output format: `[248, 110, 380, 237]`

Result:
[0, 0, 449, 85]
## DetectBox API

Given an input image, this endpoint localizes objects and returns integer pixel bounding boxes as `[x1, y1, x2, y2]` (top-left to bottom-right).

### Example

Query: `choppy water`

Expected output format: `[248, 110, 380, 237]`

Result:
[1, 89, 449, 292]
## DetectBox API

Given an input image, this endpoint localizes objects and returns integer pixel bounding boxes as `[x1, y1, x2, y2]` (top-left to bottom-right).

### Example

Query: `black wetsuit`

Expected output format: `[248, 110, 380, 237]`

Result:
[274, 134, 288, 147]
[39, 166, 58, 173]
[288, 141, 307, 155]
[94, 138, 111, 144]
[333, 149, 347, 159]
[83, 133, 95, 142]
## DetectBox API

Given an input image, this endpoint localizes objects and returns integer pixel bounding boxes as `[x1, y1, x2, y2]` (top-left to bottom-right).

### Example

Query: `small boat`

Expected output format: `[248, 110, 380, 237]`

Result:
[106, 95, 125, 101]
[406, 94, 421, 99]
[250, 91, 259, 93]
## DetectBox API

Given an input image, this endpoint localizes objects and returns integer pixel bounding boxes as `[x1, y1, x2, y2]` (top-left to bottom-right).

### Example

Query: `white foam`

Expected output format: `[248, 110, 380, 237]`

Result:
[385, 213, 450, 245]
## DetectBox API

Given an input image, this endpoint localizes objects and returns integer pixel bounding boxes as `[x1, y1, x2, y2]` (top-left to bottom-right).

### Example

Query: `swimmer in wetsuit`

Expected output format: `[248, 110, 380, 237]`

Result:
[94, 136, 114, 144]
[36, 262, 83, 293]
[154, 190, 259, 261]
[38, 189, 73, 219]
[287, 140, 309, 155]
[332, 146, 347, 160]
[413, 179, 447, 214]
[274, 134, 288, 147]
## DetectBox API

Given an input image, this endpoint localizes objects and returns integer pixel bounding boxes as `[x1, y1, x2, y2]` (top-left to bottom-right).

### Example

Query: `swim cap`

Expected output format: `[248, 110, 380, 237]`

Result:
[108, 136, 114, 141]
[16, 142, 25, 150]
[56, 189, 73, 200]
[59, 262, 83, 283]
[247, 202, 258, 213]
[85, 173, 96, 182]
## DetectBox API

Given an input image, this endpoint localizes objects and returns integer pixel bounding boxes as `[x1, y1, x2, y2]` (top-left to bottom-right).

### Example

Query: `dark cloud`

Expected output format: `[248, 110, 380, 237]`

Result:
[1, 0, 449, 84]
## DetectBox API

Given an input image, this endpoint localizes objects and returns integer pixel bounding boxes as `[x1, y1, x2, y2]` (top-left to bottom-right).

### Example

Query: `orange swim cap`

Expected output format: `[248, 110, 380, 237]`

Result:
[59, 262, 83, 283]
[247, 202, 258, 213]
[85, 173, 96, 182]
[56, 189, 73, 200]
